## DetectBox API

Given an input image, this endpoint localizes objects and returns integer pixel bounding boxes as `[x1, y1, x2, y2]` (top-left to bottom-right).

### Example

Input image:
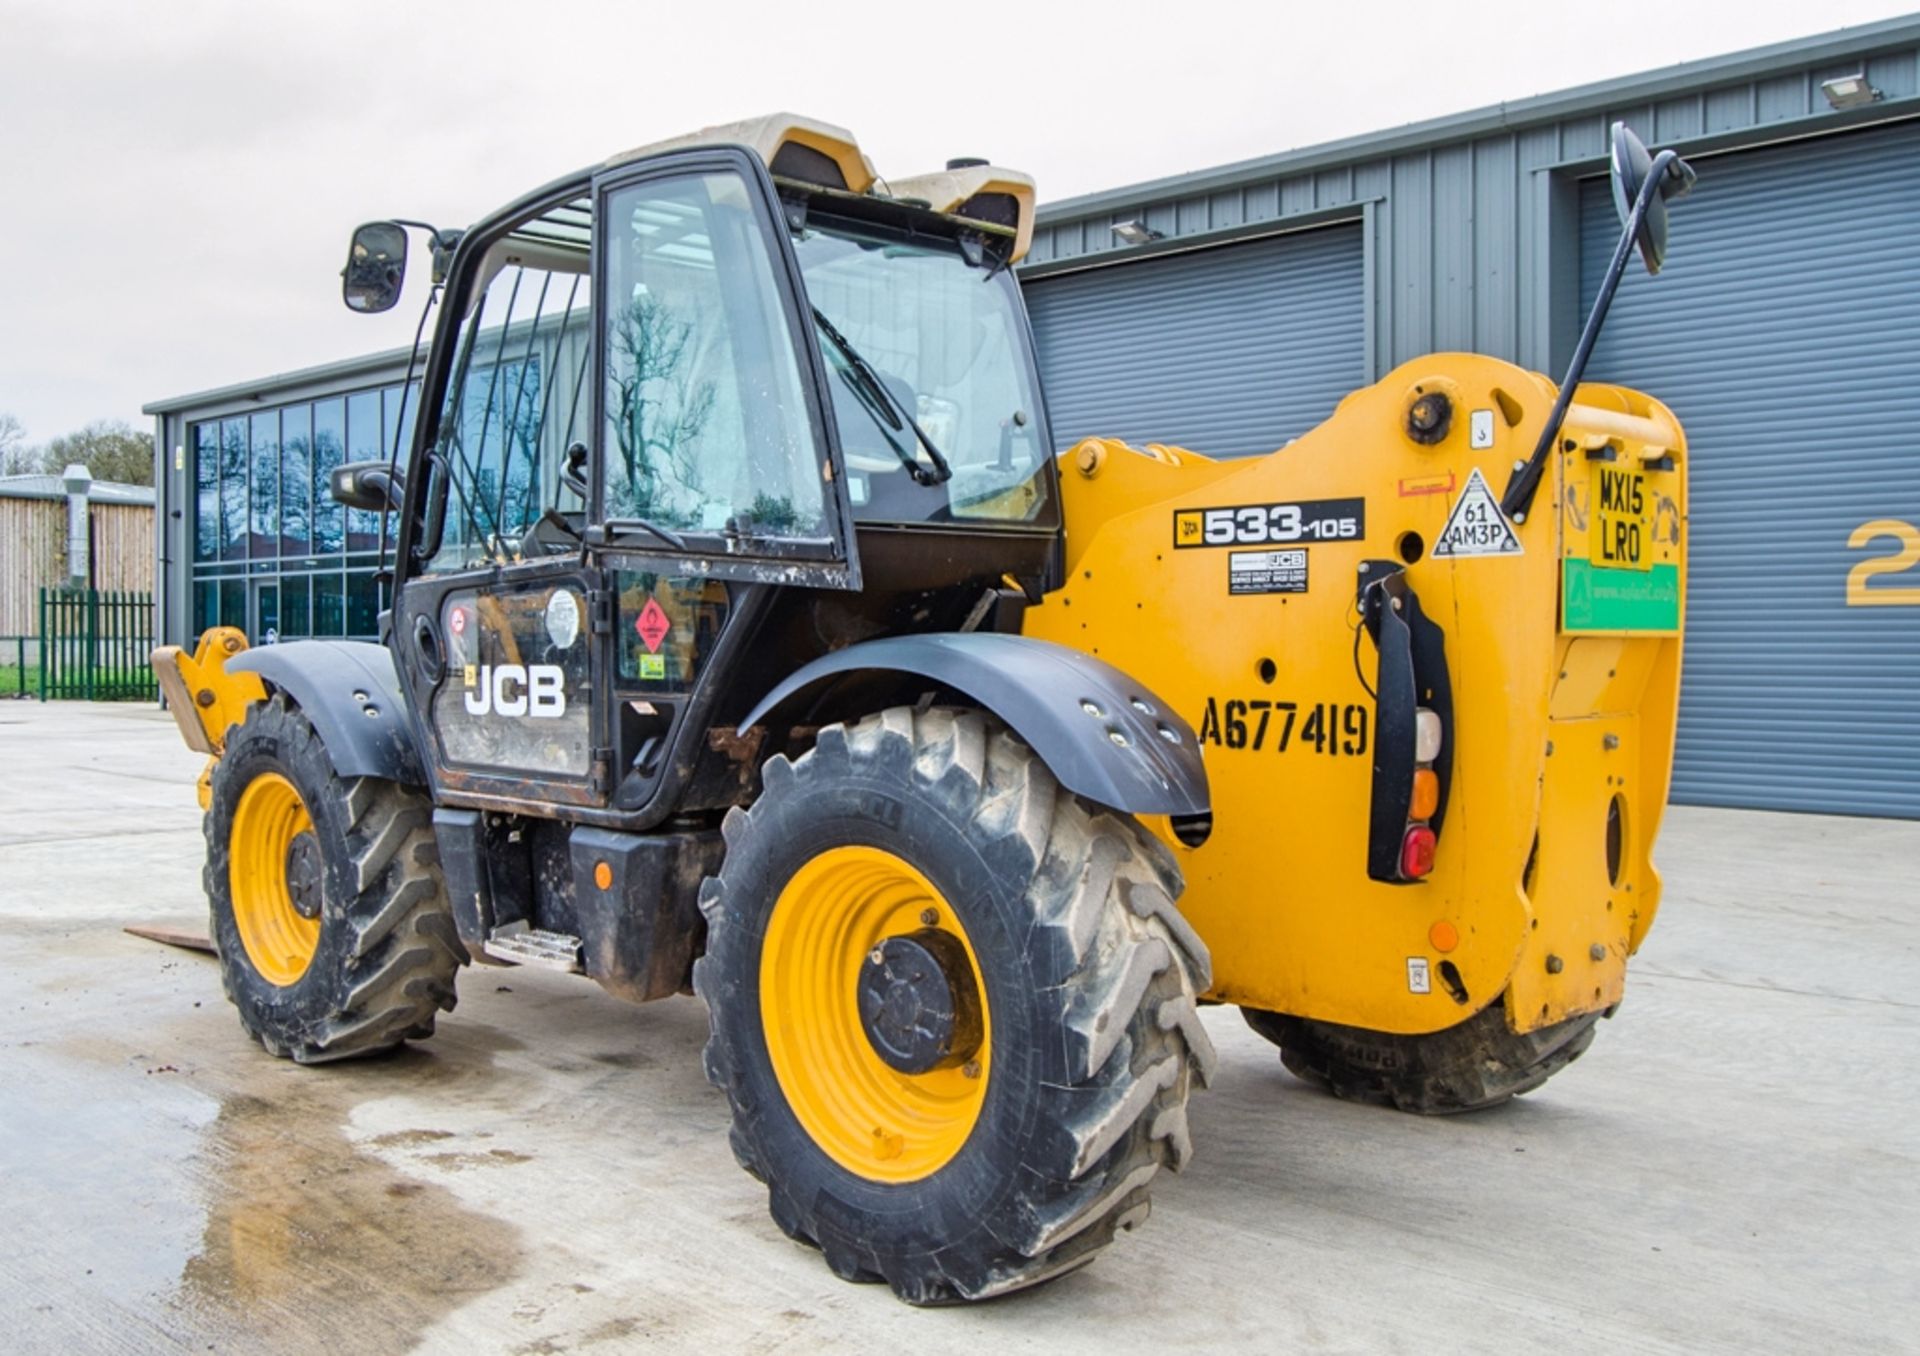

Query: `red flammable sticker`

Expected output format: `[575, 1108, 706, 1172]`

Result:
[635, 597, 671, 653]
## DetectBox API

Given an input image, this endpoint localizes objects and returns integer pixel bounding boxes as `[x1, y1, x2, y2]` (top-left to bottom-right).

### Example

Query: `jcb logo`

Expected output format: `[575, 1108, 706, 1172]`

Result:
[464, 664, 566, 718]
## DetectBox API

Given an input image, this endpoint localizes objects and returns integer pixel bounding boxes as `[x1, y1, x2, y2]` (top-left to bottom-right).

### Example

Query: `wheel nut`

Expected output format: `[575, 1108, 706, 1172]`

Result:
[1590, 943, 1607, 962]
[869, 947, 886, 966]
[962, 1060, 981, 1080]
[1545, 954, 1564, 975]
[872, 1128, 903, 1160]
[919, 908, 939, 926]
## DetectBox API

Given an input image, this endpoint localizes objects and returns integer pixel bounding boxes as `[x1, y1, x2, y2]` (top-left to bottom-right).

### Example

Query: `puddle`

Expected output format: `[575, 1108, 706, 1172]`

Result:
[13, 1019, 525, 1352]
[173, 1083, 521, 1348]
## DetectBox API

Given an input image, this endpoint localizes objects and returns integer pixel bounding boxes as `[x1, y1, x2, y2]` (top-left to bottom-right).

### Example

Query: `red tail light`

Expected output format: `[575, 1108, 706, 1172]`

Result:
[1400, 825, 1437, 879]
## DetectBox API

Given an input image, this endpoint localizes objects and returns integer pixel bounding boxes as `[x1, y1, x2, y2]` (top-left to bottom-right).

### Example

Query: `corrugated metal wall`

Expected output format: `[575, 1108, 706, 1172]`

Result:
[1025, 40, 1920, 382]
[1024, 224, 1366, 457]
[1580, 120, 1920, 817]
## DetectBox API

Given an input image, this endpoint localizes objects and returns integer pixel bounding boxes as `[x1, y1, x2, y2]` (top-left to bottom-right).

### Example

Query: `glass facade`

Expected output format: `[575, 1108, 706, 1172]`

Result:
[189, 380, 417, 644]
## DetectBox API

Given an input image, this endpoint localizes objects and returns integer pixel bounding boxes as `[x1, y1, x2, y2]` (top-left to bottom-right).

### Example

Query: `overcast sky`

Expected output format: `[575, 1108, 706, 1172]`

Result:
[2, 0, 1915, 442]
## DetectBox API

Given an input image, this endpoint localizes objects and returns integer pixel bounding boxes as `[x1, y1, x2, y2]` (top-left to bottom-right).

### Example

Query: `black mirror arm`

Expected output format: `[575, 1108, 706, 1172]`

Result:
[561, 440, 590, 501]
[1500, 148, 1683, 524]
[388, 219, 464, 286]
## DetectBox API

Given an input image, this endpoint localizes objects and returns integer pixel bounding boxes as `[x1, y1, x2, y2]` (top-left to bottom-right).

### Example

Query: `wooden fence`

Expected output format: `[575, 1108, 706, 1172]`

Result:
[0, 498, 154, 636]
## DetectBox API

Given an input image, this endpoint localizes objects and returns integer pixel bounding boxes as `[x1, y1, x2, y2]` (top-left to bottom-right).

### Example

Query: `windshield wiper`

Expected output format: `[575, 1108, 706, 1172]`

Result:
[810, 306, 952, 486]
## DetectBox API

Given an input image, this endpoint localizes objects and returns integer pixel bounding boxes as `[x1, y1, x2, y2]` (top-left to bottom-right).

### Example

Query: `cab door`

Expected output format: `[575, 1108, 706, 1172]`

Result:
[392, 148, 853, 815]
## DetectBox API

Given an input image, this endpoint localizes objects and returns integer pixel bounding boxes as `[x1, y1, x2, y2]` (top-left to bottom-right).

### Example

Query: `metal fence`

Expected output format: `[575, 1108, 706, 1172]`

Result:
[37, 589, 156, 702]
[0, 635, 36, 699]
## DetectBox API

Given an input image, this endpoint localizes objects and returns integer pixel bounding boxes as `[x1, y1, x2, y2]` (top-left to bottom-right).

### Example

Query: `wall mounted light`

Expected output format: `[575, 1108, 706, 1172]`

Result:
[1111, 219, 1164, 246]
[1820, 73, 1881, 110]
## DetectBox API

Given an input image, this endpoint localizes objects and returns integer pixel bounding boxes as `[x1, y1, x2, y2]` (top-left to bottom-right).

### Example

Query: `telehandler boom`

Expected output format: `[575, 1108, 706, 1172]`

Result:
[154, 114, 1693, 1300]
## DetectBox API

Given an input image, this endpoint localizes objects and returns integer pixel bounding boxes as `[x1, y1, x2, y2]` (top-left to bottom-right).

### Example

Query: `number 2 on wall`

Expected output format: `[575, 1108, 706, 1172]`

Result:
[1847, 520, 1920, 606]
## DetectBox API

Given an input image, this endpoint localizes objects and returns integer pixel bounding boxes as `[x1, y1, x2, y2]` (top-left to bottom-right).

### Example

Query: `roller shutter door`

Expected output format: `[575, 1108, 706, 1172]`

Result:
[1022, 222, 1366, 459]
[1581, 119, 1920, 817]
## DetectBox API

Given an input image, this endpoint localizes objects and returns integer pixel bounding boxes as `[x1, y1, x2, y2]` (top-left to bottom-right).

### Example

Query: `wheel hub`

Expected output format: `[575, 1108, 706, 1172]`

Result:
[285, 831, 323, 920]
[856, 929, 982, 1075]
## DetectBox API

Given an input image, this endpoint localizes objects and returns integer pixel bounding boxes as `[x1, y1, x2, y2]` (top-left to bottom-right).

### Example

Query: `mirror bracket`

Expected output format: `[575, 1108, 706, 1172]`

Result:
[330, 460, 405, 512]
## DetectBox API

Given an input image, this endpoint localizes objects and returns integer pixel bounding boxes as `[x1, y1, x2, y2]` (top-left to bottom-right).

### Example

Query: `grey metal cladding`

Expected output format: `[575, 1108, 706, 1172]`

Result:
[1022, 223, 1366, 459]
[1579, 118, 1920, 818]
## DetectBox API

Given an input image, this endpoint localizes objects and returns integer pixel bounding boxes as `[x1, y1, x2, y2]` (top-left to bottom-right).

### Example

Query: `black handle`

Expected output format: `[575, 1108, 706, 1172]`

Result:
[412, 612, 443, 683]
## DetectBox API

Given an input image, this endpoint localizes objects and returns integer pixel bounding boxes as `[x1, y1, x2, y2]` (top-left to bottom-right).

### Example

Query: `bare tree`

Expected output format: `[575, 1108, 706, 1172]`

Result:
[0, 412, 31, 476]
[606, 295, 714, 518]
[36, 419, 156, 486]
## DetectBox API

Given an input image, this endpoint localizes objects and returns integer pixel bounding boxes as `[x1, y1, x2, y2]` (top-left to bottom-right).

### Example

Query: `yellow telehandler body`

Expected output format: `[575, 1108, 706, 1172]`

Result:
[1027, 358, 1685, 1038]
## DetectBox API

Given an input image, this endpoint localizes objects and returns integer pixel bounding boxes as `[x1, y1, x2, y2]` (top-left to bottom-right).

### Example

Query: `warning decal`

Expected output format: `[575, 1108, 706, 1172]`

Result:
[635, 597, 672, 653]
[1432, 467, 1523, 558]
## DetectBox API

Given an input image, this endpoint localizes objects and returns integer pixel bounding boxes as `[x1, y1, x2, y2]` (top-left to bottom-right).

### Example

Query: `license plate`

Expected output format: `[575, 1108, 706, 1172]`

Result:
[1590, 465, 1650, 572]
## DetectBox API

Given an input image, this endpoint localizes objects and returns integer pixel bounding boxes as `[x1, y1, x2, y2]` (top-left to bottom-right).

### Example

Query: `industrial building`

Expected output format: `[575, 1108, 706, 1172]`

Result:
[147, 16, 1920, 817]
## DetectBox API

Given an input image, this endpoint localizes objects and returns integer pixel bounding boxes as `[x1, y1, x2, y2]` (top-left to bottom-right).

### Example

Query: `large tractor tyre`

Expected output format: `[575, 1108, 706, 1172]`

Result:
[696, 707, 1216, 1304]
[205, 693, 465, 1064]
[1242, 999, 1601, 1115]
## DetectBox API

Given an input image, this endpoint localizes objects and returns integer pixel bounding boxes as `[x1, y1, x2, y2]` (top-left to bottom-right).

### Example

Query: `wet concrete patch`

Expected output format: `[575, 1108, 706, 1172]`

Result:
[173, 1084, 521, 1349]
[5, 977, 528, 1354]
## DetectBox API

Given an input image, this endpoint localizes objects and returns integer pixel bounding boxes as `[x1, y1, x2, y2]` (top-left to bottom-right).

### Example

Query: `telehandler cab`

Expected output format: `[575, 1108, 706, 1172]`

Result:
[154, 114, 1694, 1302]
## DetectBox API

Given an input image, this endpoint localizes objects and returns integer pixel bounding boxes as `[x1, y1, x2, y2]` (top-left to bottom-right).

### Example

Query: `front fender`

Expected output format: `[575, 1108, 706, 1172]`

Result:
[737, 633, 1208, 818]
[227, 641, 425, 785]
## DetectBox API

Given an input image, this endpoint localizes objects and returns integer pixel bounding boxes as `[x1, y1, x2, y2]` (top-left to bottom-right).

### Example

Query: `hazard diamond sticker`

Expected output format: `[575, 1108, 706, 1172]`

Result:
[635, 597, 672, 653]
[1432, 466, 1523, 558]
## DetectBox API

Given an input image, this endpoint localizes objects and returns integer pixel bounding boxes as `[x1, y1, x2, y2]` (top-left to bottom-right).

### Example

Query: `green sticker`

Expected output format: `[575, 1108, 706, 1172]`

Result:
[638, 653, 666, 680]
[1563, 559, 1680, 633]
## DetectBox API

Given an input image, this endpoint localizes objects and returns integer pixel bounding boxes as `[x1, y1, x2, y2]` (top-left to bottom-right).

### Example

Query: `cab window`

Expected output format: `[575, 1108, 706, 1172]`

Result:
[601, 171, 830, 543]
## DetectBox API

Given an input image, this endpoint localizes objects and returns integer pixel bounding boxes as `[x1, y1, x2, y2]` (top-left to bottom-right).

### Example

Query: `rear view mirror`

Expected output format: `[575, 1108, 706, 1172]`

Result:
[1610, 122, 1697, 276]
[342, 221, 409, 313]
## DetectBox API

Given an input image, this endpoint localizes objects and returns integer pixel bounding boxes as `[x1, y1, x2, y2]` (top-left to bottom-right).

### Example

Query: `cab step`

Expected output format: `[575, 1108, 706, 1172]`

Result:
[482, 922, 583, 972]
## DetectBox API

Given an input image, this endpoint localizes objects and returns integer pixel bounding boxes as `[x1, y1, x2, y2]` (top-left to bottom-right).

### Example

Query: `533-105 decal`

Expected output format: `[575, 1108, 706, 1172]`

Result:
[1198, 698, 1369, 756]
[1175, 498, 1365, 549]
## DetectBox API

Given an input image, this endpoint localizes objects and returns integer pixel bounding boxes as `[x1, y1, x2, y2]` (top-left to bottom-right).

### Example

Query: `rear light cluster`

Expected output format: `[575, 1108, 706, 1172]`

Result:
[1400, 708, 1443, 879]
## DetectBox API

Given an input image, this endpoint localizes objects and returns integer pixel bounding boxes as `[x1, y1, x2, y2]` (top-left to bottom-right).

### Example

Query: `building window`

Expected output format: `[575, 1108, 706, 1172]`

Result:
[187, 376, 421, 646]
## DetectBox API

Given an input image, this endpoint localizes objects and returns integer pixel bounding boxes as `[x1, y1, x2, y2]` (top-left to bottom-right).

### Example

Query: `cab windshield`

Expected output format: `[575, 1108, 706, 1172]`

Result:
[792, 217, 1053, 526]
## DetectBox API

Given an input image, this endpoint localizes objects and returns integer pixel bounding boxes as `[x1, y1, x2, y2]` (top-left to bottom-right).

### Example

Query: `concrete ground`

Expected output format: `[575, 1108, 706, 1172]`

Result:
[1, 701, 1914, 1355]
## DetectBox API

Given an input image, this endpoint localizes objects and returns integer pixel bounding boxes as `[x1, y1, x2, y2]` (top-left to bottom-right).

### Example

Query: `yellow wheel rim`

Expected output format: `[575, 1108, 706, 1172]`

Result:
[228, 771, 321, 987]
[760, 845, 991, 1183]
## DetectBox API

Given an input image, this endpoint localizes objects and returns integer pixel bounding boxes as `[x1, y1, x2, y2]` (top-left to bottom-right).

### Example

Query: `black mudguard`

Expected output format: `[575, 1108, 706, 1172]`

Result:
[227, 641, 425, 785]
[737, 632, 1208, 818]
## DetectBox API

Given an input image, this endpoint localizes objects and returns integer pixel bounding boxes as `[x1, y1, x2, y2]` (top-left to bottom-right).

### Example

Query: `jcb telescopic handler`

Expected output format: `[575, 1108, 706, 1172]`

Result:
[155, 115, 1693, 1302]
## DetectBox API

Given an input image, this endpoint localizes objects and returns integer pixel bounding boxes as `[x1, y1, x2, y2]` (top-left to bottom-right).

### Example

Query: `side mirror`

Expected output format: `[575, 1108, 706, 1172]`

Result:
[330, 460, 404, 511]
[1610, 122, 1696, 276]
[342, 221, 409, 313]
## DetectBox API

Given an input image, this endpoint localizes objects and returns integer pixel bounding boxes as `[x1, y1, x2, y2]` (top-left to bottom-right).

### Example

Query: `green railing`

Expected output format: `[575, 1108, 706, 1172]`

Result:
[0, 635, 33, 699]
[37, 589, 157, 702]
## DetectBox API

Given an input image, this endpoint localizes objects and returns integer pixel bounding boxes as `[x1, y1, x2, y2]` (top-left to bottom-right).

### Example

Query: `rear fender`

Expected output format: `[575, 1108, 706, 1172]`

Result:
[737, 633, 1208, 818]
